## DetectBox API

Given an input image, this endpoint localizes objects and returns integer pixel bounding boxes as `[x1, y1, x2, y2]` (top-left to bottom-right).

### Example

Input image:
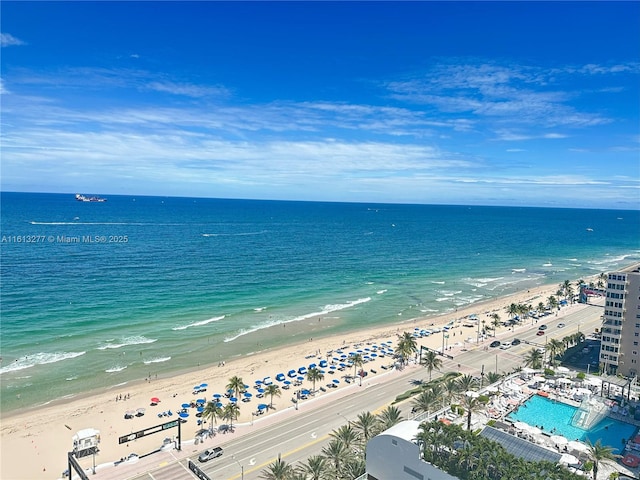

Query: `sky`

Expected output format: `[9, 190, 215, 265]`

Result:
[1, 1, 639, 209]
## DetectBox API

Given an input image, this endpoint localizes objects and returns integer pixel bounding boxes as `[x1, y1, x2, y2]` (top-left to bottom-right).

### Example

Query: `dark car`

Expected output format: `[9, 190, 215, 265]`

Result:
[490, 340, 501, 348]
[511, 338, 521, 346]
[198, 447, 223, 463]
[539, 324, 547, 330]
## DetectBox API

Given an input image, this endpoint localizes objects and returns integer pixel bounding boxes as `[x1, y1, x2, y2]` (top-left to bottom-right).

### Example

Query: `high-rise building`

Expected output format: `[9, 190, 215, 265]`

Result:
[600, 266, 640, 377]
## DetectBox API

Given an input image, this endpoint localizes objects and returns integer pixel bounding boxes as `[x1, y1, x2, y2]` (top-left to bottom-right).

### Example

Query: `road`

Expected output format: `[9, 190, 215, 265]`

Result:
[122, 301, 604, 480]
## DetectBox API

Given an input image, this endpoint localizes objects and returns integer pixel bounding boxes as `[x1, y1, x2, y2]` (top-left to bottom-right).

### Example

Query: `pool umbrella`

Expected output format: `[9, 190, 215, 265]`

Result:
[568, 440, 587, 452]
[550, 435, 568, 445]
[559, 453, 579, 465]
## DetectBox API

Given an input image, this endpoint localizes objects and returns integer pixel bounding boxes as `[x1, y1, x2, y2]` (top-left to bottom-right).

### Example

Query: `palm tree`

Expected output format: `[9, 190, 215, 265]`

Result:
[221, 401, 240, 432]
[507, 303, 519, 321]
[350, 353, 364, 386]
[376, 405, 402, 431]
[306, 367, 324, 393]
[460, 394, 483, 430]
[490, 313, 501, 336]
[202, 400, 222, 433]
[456, 374, 478, 393]
[412, 389, 437, 415]
[548, 295, 559, 311]
[260, 457, 295, 480]
[352, 411, 379, 446]
[264, 383, 281, 409]
[585, 439, 618, 480]
[420, 350, 443, 381]
[486, 371, 502, 384]
[297, 455, 326, 480]
[396, 331, 418, 365]
[329, 424, 359, 452]
[523, 348, 543, 369]
[547, 338, 566, 366]
[321, 438, 349, 476]
[443, 377, 460, 405]
[537, 302, 546, 316]
[226, 375, 245, 400]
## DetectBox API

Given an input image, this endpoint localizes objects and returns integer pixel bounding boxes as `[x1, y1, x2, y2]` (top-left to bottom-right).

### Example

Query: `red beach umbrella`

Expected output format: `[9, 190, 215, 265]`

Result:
[150, 397, 160, 404]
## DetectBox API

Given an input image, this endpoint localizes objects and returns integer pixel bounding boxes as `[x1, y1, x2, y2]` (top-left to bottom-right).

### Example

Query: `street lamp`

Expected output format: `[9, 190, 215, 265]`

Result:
[337, 413, 350, 425]
[232, 455, 244, 480]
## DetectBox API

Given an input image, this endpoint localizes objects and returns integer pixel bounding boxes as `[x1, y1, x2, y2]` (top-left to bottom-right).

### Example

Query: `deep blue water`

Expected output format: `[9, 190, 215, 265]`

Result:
[1, 192, 639, 412]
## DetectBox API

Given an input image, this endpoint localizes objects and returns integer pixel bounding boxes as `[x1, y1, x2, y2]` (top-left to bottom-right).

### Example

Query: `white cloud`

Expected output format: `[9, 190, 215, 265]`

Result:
[0, 33, 26, 47]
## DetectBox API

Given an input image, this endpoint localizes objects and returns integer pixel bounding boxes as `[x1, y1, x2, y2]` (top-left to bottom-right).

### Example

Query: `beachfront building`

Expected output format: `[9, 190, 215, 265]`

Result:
[600, 267, 640, 377]
[364, 420, 460, 480]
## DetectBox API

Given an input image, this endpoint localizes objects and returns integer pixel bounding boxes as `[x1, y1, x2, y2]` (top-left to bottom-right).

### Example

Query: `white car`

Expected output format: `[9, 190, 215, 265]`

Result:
[500, 342, 512, 350]
[198, 447, 223, 463]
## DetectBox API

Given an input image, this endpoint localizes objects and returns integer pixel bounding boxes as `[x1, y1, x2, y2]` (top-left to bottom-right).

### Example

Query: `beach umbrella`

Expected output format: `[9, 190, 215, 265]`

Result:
[181, 403, 190, 409]
[179, 412, 189, 418]
[330, 365, 337, 370]
[283, 380, 291, 386]
[257, 388, 265, 394]
[254, 379, 262, 385]
[196, 398, 206, 404]
[297, 376, 304, 381]
[257, 403, 268, 410]
[301, 389, 310, 395]
[230, 397, 238, 403]
[370, 353, 377, 357]
[213, 393, 222, 398]
[193, 385, 201, 391]
[244, 392, 252, 398]
[200, 383, 208, 388]
[150, 397, 160, 404]
[215, 402, 223, 408]
[332, 379, 340, 384]
[197, 406, 205, 413]
[340, 354, 347, 359]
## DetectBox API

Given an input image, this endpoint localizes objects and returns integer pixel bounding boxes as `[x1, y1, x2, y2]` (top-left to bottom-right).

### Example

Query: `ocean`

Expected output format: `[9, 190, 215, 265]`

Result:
[1, 192, 639, 414]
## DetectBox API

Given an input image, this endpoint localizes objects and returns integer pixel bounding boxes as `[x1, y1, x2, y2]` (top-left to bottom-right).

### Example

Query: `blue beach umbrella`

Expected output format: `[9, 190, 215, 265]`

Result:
[297, 376, 304, 382]
[181, 403, 190, 409]
[215, 402, 223, 408]
[333, 379, 340, 384]
[200, 383, 208, 388]
[283, 380, 291, 385]
[371, 353, 378, 357]
[330, 365, 337, 370]
[257, 388, 265, 394]
[244, 392, 252, 398]
[197, 406, 205, 413]
[230, 397, 238, 403]
[179, 412, 189, 418]
[301, 389, 310, 395]
[257, 403, 268, 410]
[213, 393, 222, 399]
[196, 398, 206, 404]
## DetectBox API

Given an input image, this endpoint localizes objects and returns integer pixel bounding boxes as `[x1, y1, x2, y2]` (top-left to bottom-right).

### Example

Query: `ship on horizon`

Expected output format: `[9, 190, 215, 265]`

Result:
[75, 194, 107, 202]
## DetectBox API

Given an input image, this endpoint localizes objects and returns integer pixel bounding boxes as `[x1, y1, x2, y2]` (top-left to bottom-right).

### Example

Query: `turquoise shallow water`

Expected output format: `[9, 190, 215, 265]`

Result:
[509, 395, 636, 454]
[1, 192, 639, 413]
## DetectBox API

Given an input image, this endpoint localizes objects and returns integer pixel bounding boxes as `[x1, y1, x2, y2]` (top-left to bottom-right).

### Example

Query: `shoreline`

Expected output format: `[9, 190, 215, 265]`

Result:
[0, 267, 624, 479]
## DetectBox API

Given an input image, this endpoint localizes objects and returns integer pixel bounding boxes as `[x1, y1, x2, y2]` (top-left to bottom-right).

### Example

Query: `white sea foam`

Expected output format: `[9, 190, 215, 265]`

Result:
[66, 376, 78, 381]
[376, 290, 387, 295]
[431, 281, 446, 285]
[143, 356, 171, 365]
[106, 365, 127, 373]
[254, 307, 267, 312]
[0, 351, 86, 375]
[172, 315, 225, 331]
[542, 263, 553, 267]
[97, 336, 158, 349]
[512, 268, 526, 273]
[223, 297, 372, 343]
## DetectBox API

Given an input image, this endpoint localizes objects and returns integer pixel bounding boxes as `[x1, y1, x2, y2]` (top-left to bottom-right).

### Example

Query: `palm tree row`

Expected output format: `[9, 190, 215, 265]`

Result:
[416, 420, 586, 480]
[259, 405, 403, 480]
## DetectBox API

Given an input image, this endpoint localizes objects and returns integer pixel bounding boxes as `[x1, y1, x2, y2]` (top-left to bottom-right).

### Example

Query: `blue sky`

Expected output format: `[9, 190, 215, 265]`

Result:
[1, 2, 639, 209]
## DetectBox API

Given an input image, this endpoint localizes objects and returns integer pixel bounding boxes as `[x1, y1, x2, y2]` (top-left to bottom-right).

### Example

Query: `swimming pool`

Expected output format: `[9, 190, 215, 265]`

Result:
[508, 394, 636, 454]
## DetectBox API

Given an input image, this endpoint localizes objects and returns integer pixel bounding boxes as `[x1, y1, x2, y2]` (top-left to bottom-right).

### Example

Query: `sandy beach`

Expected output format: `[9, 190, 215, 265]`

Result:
[0, 275, 603, 480]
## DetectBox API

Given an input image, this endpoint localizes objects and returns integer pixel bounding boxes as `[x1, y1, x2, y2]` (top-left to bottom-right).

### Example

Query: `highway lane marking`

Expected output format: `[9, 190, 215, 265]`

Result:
[249, 457, 256, 466]
[225, 433, 330, 480]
